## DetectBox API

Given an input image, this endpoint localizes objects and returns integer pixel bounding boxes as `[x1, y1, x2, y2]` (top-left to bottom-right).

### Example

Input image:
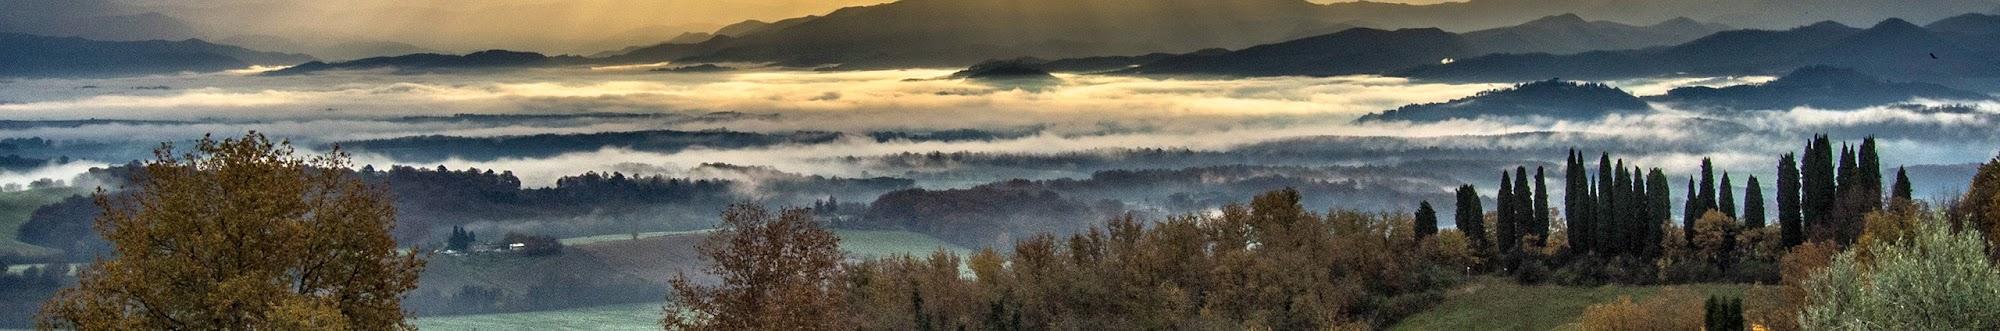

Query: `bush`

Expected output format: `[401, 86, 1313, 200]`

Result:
[1575, 287, 1704, 331]
[1800, 217, 2000, 330]
[1704, 295, 1744, 331]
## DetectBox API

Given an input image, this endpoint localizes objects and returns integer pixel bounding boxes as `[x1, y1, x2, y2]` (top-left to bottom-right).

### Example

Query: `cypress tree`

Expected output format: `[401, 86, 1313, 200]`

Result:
[1566, 150, 1594, 253]
[1533, 167, 1550, 245]
[1608, 164, 1624, 254]
[1892, 166, 1913, 202]
[1645, 168, 1671, 258]
[1860, 137, 1883, 211]
[1720, 172, 1737, 219]
[1597, 153, 1615, 251]
[1836, 144, 1860, 245]
[1700, 158, 1718, 213]
[1684, 177, 1699, 242]
[1497, 172, 1518, 259]
[1802, 135, 1836, 243]
[1625, 166, 1646, 255]
[1778, 153, 1804, 247]
[1456, 185, 1488, 256]
[1745, 176, 1766, 228]
[1514, 167, 1534, 245]
[1415, 201, 1438, 241]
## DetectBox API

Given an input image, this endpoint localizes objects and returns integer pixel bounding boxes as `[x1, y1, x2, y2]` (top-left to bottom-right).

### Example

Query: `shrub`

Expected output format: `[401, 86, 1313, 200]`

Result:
[1800, 217, 2000, 330]
[1576, 287, 1704, 331]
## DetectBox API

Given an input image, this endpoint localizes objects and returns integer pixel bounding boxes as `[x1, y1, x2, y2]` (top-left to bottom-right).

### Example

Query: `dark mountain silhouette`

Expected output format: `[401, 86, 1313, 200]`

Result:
[1097, 14, 1724, 77]
[0, 1, 202, 41]
[1926, 13, 2000, 35]
[713, 16, 820, 37]
[1462, 14, 1731, 54]
[600, 0, 1355, 68]
[1403, 18, 2000, 82]
[650, 64, 735, 73]
[949, 59, 1057, 81]
[270, 50, 581, 75]
[1651, 66, 1993, 110]
[1357, 80, 1650, 122]
[1117, 28, 1473, 77]
[0, 33, 315, 77]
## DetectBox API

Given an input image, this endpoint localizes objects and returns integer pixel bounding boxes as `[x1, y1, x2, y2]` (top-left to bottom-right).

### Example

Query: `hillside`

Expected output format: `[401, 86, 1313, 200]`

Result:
[1403, 18, 2000, 82]
[600, 0, 1355, 68]
[1463, 14, 1730, 55]
[0, 188, 83, 257]
[268, 50, 579, 75]
[0, 33, 315, 77]
[1118, 28, 1474, 77]
[1357, 80, 1650, 122]
[1652, 66, 1993, 110]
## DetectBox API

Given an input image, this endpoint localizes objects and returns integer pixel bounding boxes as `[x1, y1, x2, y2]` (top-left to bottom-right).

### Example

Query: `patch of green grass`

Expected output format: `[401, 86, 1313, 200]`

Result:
[0, 187, 88, 257]
[410, 302, 666, 330]
[834, 230, 970, 259]
[1391, 277, 1749, 331]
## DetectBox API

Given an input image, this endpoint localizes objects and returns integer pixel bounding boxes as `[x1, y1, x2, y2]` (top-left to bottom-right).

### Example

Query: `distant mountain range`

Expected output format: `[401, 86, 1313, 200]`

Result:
[0, 33, 315, 78]
[1651, 66, 1993, 110]
[596, 0, 1360, 68]
[1357, 67, 1994, 122]
[1401, 16, 2000, 83]
[268, 50, 580, 75]
[1030, 13, 1726, 77]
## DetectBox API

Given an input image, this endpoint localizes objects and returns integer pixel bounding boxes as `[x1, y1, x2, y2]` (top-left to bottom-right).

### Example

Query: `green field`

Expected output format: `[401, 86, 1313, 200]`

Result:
[1391, 277, 1750, 331]
[0, 187, 88, 257]
[411, 302, 666, 330]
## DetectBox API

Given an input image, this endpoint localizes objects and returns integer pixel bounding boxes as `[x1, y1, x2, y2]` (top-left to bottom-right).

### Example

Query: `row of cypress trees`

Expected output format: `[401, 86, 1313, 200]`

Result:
[1422, 135, 1911, 261]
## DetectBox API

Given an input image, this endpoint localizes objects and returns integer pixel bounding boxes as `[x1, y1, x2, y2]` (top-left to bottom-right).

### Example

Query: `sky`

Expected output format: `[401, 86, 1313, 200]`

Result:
[99, 0, 1456, 55]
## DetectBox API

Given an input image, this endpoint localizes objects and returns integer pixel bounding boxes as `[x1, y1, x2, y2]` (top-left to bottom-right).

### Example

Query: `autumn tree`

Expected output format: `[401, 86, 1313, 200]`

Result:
[665, 205, 847, 330]
[39, 132, 425, 330]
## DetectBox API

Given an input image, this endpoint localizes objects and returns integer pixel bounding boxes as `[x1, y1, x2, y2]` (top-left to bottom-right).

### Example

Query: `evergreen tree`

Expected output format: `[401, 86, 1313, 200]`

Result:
[1456, 185, 1489, 257]
[1497, 173, 1518, 260]
[1779, 153, 1805, 247]
[1684, 177, 1699, 242]
[1415, 201, 1438, 241]
[1566, 150, 1595, 254]
[1860, 137, 1883, 211]
[1720, 173, 1737, 219]
[1836, 144, 1860, 245]
[1610, 163, 1633, 255]
[1515, 167, 1534, 246]
[1645, 168, 1671, 258]
[1803, 135, 1836, 243]
[1700, 158, 1718, 213]
[1597, 153, 1615, 253]
[1533, 167, 1551, 245]
[1745, 176, 1766, 229]
[1892, 166, 1913, 202]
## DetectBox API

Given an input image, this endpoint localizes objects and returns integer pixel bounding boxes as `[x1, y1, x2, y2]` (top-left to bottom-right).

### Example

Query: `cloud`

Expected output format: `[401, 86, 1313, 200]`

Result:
[6, 68, 1999, 189]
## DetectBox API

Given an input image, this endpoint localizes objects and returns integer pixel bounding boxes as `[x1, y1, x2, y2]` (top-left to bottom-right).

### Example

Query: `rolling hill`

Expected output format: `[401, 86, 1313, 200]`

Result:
[0, 33, 316, 77]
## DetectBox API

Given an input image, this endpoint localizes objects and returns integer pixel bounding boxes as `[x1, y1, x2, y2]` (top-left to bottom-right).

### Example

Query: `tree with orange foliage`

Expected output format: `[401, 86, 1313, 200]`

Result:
[664, 205, 847, 330]
[39, 132, 425, 330]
